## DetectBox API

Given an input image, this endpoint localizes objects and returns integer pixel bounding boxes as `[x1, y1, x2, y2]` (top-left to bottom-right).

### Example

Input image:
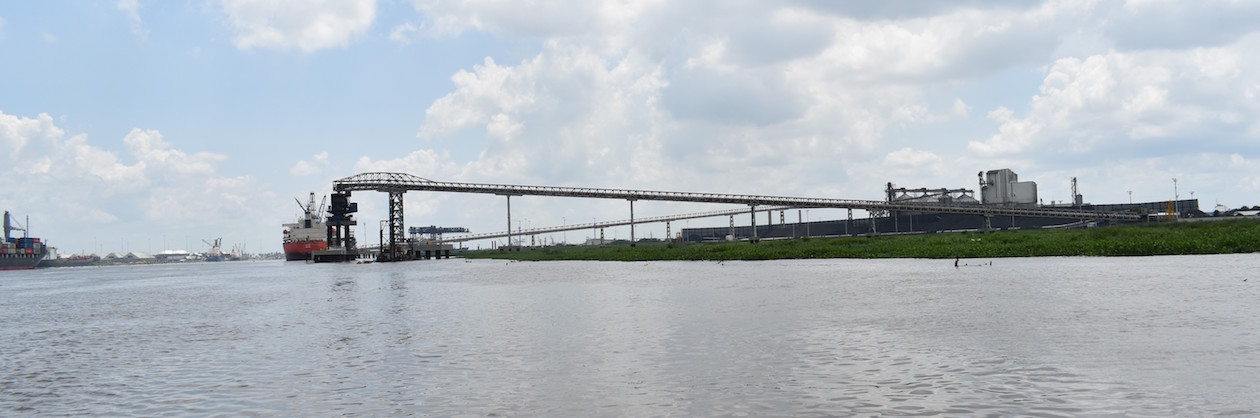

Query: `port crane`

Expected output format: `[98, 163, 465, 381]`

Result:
[409, 226, 470, 241]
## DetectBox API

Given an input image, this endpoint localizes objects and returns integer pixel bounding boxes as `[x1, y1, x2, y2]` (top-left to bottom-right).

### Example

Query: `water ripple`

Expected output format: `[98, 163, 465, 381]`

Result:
[2, 256, 1258, 416]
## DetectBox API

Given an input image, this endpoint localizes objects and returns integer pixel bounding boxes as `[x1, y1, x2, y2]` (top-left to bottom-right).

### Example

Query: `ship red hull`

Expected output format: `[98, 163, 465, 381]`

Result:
[284, 241, 328, 261]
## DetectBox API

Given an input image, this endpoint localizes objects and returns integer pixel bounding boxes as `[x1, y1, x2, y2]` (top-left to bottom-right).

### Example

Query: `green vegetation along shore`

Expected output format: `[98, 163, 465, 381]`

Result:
[461, 218, 1260, 261]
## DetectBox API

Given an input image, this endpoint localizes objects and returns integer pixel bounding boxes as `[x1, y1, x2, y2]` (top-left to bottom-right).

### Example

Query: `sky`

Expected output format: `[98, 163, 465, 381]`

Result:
[2, 0, 1259, 255]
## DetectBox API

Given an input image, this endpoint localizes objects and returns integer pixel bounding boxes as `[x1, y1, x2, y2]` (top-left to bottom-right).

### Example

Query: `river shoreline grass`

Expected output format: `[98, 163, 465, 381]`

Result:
[460, 218, 1260, 261]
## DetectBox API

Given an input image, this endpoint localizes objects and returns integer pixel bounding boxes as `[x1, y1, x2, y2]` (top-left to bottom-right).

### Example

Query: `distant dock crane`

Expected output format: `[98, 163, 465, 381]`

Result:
[409, 226, 470, 241]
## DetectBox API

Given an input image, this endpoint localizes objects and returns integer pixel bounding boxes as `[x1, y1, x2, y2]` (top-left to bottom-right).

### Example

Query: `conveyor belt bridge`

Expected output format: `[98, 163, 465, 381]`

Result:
[330, 172, 1144, 259]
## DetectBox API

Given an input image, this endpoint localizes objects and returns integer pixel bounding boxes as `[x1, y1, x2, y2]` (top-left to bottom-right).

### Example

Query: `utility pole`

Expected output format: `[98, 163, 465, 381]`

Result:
[1173, 177, 1179, 202]
[1173, 177, 1179, 217]
[506, 195, 512, 249]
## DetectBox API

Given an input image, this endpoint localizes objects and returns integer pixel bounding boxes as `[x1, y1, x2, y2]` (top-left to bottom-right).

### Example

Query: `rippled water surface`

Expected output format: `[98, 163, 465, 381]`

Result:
[3, 255, 1259, 416]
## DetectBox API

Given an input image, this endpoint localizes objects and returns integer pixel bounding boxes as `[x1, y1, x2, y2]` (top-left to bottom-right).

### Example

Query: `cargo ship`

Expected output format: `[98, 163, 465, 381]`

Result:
[37, 248, 99, 268]
[2, 211, 48, 271]
[283, 193, 328, 261]
[203, 237, 226, 262]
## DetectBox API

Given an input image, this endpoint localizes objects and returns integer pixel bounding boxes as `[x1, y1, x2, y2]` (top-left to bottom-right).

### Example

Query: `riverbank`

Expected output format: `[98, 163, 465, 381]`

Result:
[461, 218, 1260, 261]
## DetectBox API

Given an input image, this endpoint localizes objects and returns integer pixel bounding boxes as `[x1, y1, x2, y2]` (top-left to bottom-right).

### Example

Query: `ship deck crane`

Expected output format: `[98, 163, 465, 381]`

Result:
[3, 211, 28, 241]
[202, 238, 223, 256]
[294, 193, 327, 216]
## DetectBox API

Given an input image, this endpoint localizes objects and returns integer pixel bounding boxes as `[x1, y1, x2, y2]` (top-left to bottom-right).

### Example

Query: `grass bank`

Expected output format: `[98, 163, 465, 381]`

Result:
[460, 218, 1260, 261]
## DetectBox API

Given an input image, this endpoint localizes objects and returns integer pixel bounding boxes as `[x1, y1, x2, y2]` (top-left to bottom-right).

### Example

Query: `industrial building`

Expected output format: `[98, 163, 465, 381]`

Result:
[680, 168, 1200, 242]
[980, 168, 1039, 207]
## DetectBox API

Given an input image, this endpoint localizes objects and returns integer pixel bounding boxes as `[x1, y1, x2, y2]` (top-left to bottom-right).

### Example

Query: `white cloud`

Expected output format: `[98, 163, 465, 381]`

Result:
[1104, 0, 1260, 50]
[389, 22, 418, 44]
[1, 111, 60, 157]
[123, 128, 226, 175]
[406, 0, 604, 39]
[951, 99, 972, 118]
[63, 133, 148, 186]
[290, 151, 330, 176]
[1, 111, 237, 196]
[0, 108, 273, 253]
[141, 175, 257, 222]
[353, 149, 460, 180]
[418, 47, 675, 187]
[2, 111, 142, 205]
[363, 1, 1260, 238]
[13, 0, 1260, 251]
[219, 0, 377, 53]
[406, 1, 1107, 201]
[117, 0, 148, 39]
[419, 57, 534, 139]
[885, 147, 942, 168]
[117, 0, 140, 20]
[970, 37, 1260, 158]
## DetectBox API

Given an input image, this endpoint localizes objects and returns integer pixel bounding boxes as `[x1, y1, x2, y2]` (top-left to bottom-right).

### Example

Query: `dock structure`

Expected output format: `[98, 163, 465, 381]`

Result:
[312, 191, 360, 263]
[358, 240, 456, 261]
[330, 172, 1146, 258]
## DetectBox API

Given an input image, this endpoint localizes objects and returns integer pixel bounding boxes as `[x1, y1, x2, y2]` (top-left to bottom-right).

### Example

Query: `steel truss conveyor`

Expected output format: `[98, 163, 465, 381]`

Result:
[332, 171, 1145, 256]
[333, 172, 1142, 222]
[435, 206, 795, 245]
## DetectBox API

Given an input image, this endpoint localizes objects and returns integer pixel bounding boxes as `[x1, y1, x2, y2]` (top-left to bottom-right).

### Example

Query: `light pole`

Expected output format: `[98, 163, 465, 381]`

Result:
[1173, 177, 1179, 217]
[1128, 190, 1132, 204]
[562, 217, 566, 244]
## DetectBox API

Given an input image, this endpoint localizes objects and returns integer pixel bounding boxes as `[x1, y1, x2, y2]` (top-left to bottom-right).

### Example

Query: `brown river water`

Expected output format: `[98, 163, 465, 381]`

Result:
[2, 254, 1258, 416]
